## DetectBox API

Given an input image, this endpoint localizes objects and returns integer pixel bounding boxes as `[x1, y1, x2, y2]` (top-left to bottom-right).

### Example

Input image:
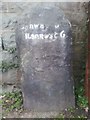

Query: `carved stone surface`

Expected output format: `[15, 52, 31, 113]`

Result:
[16, 4, 75, 112]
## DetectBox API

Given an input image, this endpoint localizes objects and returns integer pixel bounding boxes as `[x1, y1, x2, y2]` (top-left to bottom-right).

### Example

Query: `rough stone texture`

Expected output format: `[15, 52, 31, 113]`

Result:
[1, 69, 17, 84]
[16, 4, 75, 112]
[2, 31, 16, 49]
[5, 111, 59, 118]
[2, 51, 13, 62]
[2, 13, 17, 30]
[2, 84, 14, 93]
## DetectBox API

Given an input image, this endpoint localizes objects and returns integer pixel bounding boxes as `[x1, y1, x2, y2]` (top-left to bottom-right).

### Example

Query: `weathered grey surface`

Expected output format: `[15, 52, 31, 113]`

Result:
[16, 5, 75, 112]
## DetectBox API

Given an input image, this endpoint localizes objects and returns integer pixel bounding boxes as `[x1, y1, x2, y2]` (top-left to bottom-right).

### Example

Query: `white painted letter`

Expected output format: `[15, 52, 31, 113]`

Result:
[55, 25, 59, 29]
[44, 34, 49, 39]
[39, 34, 44, 39]
[29, 24, 34, 29]
[25, 33, 31, 39]
[34, 24, 39, 29]
[40, 24, 45, 30]
[60, 30, 66, 38]
[54, 32, 58, 39]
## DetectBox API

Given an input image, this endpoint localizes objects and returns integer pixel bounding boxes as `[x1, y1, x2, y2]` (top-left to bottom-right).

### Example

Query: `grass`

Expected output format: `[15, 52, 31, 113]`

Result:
[74, 20, 88, 109]
[7, 47, 17, 54]
[0, 61, 19, 72]
[75, 59, 88, 108]
[0, 90, 23, 113]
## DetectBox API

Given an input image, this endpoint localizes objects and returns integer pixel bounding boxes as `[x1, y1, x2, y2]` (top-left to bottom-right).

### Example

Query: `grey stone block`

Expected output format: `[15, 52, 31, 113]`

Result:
[1, 31, 16, 49]
[2, 51, 13, 62]
[16, 4, 75, 112]
[2, 13, 18, 30]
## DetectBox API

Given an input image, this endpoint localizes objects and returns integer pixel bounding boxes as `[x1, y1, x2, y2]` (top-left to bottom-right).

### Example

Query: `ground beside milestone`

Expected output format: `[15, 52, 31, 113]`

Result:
[0, 90, 89, 119]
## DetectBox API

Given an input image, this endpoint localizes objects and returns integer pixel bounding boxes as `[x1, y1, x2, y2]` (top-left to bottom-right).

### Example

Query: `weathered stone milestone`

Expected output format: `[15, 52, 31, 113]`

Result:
[16, 4, 75, 112]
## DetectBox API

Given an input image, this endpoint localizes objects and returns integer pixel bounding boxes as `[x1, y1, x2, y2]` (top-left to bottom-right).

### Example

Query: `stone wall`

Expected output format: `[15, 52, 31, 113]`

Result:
[0, 2, 88, 92]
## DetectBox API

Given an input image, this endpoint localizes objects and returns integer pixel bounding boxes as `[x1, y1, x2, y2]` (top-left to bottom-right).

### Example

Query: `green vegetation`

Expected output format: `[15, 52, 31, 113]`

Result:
[67, 107, 75, 113]
[1, 91, 23, 112]
[75, 53, 88, 108]
[7, 47, 17, 54]
[0, 46, 19, 72]
[55, 117, 87, 120]
[75, 53, 88, 106]
[56, 107, 88, 119]
[0, 61, 19, 72]
[76, 86, 88, 108]
[74, 20, 88, 108]
[56, 114, 65, 119]
[3, 47, 17, 54]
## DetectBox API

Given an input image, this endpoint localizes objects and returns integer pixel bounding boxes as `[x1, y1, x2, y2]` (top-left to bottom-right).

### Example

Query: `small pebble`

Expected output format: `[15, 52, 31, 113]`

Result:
[85, 107, 89, 112]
